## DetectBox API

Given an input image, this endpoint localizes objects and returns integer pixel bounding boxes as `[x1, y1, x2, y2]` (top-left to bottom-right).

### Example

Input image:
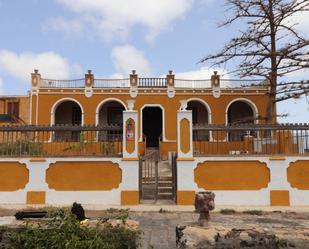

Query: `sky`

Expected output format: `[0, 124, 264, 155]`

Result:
[0, 0, 308, 122]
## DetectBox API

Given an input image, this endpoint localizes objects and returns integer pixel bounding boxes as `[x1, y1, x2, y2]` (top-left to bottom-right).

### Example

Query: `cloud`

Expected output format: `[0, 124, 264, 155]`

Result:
[49, 0, 194, 41]
[0, 50, 80, 83]
[111, 45, 151, 77]
[42, 17, 84, 37]
[0, 78, 3, 95]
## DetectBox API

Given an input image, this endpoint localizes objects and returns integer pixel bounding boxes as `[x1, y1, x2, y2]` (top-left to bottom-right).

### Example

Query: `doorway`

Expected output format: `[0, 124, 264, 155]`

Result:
[142, 107, 162, 148]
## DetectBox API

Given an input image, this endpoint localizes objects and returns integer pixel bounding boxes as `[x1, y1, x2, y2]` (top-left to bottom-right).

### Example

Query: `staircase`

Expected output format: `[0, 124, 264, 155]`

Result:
[140, 149, 176, 203]
[157, 176, 173, 200]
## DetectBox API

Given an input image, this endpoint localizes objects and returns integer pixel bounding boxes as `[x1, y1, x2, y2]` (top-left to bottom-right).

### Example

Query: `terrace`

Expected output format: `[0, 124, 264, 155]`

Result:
[0, 123, 308, 158]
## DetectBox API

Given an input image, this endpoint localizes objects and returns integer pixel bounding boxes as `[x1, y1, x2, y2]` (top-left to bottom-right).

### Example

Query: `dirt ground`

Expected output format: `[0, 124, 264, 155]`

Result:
[0, 208, 308, 248]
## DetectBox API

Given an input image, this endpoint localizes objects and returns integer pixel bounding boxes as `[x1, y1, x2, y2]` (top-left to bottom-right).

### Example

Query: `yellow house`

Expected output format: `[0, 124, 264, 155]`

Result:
[29, 69, 270, 157]
[0, 69, 308, 207]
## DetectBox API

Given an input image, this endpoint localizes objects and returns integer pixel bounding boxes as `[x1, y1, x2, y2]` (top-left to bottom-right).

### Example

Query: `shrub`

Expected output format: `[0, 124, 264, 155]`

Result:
[0, 140, 43, 156]
[5, 214, 140, 249]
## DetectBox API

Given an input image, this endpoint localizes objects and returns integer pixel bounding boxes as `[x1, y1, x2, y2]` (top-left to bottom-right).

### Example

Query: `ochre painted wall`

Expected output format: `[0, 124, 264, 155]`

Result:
[180, 118, 190, 154]
[194, 161, 270, 190]
[33, 90, 269, 144]
[46, 161, 122, 191]
[287, 160, 309, 190]
[0, 162, 29, 191]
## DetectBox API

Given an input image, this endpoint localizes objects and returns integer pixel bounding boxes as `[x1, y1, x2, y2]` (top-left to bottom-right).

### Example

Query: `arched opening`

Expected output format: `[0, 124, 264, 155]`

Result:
[187, 100, 210, 141]
[97, 100, 125, 141]
[55, 101, 82, 126]
[142, 107, 163, 148]
[227, 101, 255, 141]
[54, 100, 82, 141]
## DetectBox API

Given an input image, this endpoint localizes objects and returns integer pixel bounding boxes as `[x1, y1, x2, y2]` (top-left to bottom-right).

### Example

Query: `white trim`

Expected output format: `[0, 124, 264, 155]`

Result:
[139, 104, 166, 142]
[29, 92, 33, 125]
[50, 97, 85, 126]
[95, 98, 127, 126]
[225, 98, 259, 125]
[36, 92, 39, 125]
[186, 98, 212, 124]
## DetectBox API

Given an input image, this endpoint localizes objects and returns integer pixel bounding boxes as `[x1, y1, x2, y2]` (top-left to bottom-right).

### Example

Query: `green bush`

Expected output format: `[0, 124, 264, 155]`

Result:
[0, 140, 43, 156]
[5, 214, 140, 249]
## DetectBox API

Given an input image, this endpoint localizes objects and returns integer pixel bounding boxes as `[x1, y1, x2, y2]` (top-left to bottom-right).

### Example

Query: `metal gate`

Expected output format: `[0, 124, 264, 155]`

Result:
[139, 150, 159, 201]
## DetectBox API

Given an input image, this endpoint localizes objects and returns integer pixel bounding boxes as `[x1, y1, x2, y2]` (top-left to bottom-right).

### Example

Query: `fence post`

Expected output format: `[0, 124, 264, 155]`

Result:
[177, 100, 193, 160]
[122, 107, 138, 160]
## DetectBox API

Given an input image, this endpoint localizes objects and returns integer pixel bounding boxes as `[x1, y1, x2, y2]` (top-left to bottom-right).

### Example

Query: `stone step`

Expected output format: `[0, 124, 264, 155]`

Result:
[157, 187, 173, 194]
[157, 193, 173, 200]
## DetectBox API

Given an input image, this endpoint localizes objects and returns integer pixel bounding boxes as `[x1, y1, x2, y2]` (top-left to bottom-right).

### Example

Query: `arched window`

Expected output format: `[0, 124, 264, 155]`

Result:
[54, 100, 82, 141]
[188, 100, 210, 141]
[97, 100, 125, 141]
[228, 101, 255, 125]
[227, 101, 255, 141]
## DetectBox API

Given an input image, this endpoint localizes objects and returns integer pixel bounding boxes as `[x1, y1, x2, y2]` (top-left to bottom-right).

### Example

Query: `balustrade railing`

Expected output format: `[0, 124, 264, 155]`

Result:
[193, 124, 309, 156]
[93, 78, 130, 88]
[138, 78, 167, 88]
[174, 79, 211, 88]
[40, 79, 85, 88]
[0, 125, 123, 157]
[220, 79, 267, 88]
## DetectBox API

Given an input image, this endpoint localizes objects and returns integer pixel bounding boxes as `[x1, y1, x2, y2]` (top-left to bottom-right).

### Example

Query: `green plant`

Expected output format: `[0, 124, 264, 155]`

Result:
[5, 213, 140, 249]
[102, 142, 115, 156]
[243, 210, 264, 216]
[220, 209, 236, 215]
[99, 209, 130, 223]
[0, 140, 43, 156]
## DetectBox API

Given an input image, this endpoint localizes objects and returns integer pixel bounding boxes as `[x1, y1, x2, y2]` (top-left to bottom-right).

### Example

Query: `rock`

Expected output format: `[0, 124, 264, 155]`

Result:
[176, 225, 221, 249]
[0, 216, 16, 226]
[176, 226, 296, 249]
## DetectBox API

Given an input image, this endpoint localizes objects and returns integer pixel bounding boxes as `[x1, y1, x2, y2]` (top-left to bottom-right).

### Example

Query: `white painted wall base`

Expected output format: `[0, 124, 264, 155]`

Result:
[177, 156, 309, 206]
[0, 157, 139, 205]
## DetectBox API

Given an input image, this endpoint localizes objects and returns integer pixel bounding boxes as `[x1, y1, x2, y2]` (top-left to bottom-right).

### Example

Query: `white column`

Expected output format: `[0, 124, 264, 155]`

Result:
[123, 110, 138, 159]
[177, 109, 193, 159]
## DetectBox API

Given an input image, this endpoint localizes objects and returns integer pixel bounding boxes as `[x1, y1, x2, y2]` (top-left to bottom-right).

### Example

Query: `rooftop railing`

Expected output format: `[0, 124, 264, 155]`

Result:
[138, 78, 167, 88]
[193, 124, 309, 156]
[174, 79, 211, 88]
[32, 70, 268, 90]
[40, 79, 85, 88]
[93, 78, 130, 88]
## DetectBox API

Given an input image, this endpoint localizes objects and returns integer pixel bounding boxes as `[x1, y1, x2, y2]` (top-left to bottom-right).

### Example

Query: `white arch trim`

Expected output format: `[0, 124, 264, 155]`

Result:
[139, 104, 166, 142]
[95, 98, 128, 126]
[186, 98, 212, 124]
[50, 97, 85, 126]
[225, 98, 259, 125]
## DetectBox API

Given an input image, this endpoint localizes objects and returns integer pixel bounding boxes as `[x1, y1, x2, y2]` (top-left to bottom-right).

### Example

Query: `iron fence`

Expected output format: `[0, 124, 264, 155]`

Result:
[193, 124, 309, 156]
[0, 125, 123, 157]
